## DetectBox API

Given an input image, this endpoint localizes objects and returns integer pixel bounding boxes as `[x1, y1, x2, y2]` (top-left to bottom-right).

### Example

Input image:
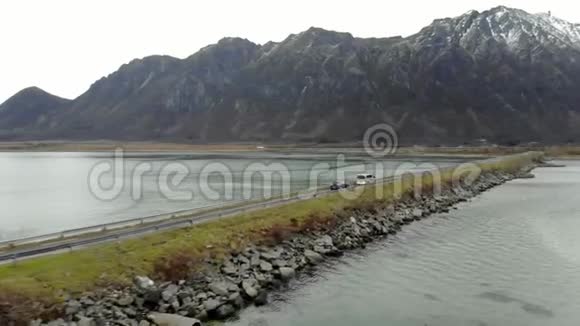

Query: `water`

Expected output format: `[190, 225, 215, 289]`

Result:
[227, 161, 580, 326]
[0, 151, 464, 241]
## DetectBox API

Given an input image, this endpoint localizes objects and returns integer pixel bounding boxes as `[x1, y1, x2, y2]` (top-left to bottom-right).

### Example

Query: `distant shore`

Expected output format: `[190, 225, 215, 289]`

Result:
[0, 140, 579, 158]
[0, 141, 266, 152]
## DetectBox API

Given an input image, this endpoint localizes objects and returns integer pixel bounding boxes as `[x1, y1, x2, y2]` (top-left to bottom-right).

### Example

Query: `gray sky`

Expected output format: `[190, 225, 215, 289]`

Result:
[1, 0, 578, 104]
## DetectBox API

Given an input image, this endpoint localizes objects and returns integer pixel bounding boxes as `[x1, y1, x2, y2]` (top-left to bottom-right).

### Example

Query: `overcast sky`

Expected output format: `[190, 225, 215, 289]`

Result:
[1, 0, 578, 104]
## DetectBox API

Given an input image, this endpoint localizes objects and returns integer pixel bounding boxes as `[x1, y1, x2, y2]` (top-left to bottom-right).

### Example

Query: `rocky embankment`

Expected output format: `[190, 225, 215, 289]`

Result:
[37, 167, 536, 326]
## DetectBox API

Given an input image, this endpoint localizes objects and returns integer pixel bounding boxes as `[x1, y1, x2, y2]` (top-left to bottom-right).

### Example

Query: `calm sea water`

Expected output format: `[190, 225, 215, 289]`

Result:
[226, 161, 580, 326]
[0, 151, 463, 241]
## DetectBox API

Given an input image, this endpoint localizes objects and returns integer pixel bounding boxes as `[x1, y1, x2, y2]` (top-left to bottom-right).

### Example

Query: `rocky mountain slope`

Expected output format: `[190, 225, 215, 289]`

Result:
[2, 6, 580, 144]
[0, 87, 70, 137]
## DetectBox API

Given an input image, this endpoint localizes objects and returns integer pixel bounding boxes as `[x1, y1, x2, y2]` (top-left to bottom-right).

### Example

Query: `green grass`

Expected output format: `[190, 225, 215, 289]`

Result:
[0, 152, 543, 317]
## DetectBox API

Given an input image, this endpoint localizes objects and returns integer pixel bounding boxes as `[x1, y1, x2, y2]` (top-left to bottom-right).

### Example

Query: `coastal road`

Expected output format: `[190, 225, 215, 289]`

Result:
[0, 179, 391, 263]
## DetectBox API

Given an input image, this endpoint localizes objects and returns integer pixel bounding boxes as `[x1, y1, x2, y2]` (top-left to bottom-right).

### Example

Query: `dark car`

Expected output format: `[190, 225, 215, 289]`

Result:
[330, 182, 349, 191]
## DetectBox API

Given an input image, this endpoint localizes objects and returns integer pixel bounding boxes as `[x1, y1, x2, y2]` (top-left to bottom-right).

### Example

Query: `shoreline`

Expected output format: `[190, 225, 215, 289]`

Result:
[0, 141, 265, 153]
[18, 154, 542, 326]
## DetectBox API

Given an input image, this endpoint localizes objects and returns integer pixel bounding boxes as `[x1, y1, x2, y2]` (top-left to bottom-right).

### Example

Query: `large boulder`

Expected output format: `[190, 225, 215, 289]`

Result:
[259, 260, 273, 272]
[215, 304, 237, 319]
[304, 250, 323, 264]
[162, 284, 180, 302]
[278, 267, 296, 281]
[241, 279, 259, 298]
[208, 282, 230, 297]
[134, 276, 155, 290]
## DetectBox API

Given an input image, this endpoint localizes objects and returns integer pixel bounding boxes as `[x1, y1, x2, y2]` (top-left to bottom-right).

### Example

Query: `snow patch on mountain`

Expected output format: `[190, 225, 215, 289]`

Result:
[424, 6, 580, 54]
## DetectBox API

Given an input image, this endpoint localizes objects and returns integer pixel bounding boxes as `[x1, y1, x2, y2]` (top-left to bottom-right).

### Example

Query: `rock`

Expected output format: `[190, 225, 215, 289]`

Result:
[227, 283, 240, 292]
[116, 295, 134, 307]
[272, 259, 287, 268]
[80, 296, 96, 306]
[138, 321, 150, 326]
[260, 250, 281, 261]
[255, 273, 268, 285]
[134, 276, 155, 290]
[195, 292, 208, 301]
[124, 307, 137, 318]
[147, 313, 202, 326]
[241, 279, 258, 298]
[46, 319, 67, 326]
[304, 250, 323, 264]
[203, 298, 223, 312]
[208, 282, 229, 297]
[170, 297, 180, 311]
[194, 309, 208, 321]
[254, 291, 268, 306]
[315, 235, 333, 247]
[313, 245, 331, 255]
[222, 265, 238, 275]
[215, 304, 236, 319]
[237, 255, 250, 265]
[228, 292, 244, 307]
[65, 300, 82, 315]
[143, 289, 162, 308]
[518, 172, 535, 179]
[412, 208, 423, 219]
[259, 260, 273, 272]
[162, 284, 180, 302]
[250, 255, 261, 267]
[77, 317, 96, 326]
[278, 267, 296, 281]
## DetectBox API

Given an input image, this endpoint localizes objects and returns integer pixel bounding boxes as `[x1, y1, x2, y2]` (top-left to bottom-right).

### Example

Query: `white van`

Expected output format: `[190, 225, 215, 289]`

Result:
[356, 174, 367, 185]
[356, 174, 376, 185]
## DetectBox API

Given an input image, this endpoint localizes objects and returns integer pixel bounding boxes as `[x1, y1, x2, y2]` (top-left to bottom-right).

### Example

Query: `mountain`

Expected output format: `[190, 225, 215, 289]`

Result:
[3, 6, 580, 144]
[0, 87, 70, 138]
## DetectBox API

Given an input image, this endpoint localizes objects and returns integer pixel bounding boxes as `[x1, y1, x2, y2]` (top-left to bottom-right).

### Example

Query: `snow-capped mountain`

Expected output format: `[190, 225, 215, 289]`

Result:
[2, 6, 580, 144]
[412, 6, 580, 55]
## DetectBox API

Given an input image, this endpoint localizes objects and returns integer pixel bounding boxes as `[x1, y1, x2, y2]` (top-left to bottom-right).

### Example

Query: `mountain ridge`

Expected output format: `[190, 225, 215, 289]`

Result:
[3, 6, 580, 144]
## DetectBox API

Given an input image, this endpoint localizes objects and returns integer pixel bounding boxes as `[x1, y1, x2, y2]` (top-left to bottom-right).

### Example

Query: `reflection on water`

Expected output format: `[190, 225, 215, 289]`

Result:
[0, 151, 463, 241]
[227, 161, 580, 326]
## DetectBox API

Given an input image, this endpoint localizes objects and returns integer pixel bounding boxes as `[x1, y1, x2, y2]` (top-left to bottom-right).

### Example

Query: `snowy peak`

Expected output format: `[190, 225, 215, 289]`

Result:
[535, 12, 580, 45]
[477, 6, 580, 49]
[418, 6, 580, 54]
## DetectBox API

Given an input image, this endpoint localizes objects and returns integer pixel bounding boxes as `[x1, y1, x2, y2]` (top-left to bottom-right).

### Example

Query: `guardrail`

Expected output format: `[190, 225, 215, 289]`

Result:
[0, 199, 251, 249]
